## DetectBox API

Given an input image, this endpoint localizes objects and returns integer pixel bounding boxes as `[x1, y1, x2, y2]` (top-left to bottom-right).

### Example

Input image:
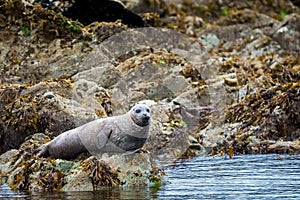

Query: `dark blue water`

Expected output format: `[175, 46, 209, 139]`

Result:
[1, 154, 299, 199]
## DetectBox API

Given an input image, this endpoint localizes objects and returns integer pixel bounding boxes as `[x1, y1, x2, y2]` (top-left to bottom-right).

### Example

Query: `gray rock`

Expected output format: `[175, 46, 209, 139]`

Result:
[61, 166, 93, 191]
[145, 83, 174, 100]
[199, 33, 220, 51]
[238, 31, 282, 58]
[0, 149, 19, 173]
[271, 14, 300, 52]
[72, 63, 121, 88]
[163, 75, 190, 95]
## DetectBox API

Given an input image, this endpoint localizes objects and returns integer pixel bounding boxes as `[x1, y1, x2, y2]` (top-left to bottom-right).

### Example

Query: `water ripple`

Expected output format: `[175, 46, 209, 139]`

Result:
[159, 154, 300, 200]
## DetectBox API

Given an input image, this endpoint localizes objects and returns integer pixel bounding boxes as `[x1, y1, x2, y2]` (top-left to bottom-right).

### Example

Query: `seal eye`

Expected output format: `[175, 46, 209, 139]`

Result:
[146, 108, 150, 113]
[135, 109, 141, 113]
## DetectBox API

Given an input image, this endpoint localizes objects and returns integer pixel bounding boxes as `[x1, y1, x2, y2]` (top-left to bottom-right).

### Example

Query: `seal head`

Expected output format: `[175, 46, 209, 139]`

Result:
[130, 104, 151, 127]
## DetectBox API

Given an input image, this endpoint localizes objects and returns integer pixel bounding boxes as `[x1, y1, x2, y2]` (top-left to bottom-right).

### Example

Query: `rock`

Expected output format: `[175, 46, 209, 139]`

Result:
[238, 31, 282, 58]
[94, 153, 154, 186]
[46, 42, 85, 79]
[110, 81, 149, 114]
[199, 33, 220, 51]
[267, 141, 300, 154]
[172, 87, 211, 110]
[72, 64, 122, 89]
[144, 83, 175, 100]
[0, 149, 19, 173]
[55, 160, 79, 174]
[247, 136, 261, 144]
[143, 103, 194, 163]
[61, 165, 94, 191]
[199, 124, 228, 151]
[163, 75, 190, 95]
[62, 153, 159, 191]
[0, 133, 164, 192]
[0, 80, 105, 154]
[271, 14, 300, 52]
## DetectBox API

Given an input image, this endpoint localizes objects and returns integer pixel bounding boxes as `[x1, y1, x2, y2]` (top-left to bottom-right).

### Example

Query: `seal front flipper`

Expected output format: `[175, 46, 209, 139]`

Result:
[78, 119, 114, 156]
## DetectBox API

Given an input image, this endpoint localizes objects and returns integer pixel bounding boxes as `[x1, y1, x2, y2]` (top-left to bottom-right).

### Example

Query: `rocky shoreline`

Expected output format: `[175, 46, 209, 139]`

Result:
[0, 0, 299, 192]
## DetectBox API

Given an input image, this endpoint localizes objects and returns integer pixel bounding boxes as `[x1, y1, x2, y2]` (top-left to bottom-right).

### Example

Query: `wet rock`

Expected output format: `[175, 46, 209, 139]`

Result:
[61, 164, 94, 191]
[62, 153, 159, 191]
[0, 133, 63, 191]
[204, 82, 300, 156]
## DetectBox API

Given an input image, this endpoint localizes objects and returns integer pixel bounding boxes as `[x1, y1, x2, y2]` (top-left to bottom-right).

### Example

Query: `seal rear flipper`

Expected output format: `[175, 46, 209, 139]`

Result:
[36, 145, 50, 158]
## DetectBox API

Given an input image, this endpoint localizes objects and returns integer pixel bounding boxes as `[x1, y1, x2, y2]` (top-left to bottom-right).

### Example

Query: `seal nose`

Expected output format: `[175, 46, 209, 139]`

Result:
[143, 113, 150, 120]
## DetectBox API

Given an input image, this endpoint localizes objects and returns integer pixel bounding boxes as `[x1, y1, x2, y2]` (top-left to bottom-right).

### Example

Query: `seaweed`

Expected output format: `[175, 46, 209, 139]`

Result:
[81, 157, 121, 190]
[6, 147, 64, 191]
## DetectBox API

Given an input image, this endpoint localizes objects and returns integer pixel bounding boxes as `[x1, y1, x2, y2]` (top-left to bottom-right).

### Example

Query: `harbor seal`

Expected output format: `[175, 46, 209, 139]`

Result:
[37, 104, 151, 159]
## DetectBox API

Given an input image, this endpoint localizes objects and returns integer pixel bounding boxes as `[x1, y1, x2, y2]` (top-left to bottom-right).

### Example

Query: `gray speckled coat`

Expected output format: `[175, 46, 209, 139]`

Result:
[37, 108, 150, 159]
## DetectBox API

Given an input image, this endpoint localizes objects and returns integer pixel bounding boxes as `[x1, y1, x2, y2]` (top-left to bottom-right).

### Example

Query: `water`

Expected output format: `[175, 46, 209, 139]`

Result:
[160, 154, 300, 200]
[1, 154, 299, 199]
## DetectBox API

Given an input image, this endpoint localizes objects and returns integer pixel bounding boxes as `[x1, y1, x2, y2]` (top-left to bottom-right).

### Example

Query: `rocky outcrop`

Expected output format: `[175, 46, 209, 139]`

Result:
[0, 133, 163, 191]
